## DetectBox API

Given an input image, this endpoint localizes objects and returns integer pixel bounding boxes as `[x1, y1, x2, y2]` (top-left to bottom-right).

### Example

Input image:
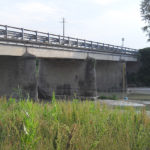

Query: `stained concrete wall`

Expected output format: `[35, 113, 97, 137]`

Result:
[38, 58, 124, 99]
[0, 56, 37, 99]
[38, 58, 97, 99]
[96, 61, 124, 92]
[0, 55, 126, 99]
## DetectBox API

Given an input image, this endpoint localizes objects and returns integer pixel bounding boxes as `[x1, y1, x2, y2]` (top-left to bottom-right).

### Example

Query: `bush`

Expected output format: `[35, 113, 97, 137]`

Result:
[99, 95, 118, 100]
[138, 48, 150, 86]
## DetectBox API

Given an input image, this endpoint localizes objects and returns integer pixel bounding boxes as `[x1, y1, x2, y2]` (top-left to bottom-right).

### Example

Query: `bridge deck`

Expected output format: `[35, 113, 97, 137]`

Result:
[0, 25, 138, 56]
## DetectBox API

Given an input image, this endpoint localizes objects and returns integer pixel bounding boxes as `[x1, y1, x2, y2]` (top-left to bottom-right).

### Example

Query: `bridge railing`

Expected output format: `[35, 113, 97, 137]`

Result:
[0, 24, 138, 55]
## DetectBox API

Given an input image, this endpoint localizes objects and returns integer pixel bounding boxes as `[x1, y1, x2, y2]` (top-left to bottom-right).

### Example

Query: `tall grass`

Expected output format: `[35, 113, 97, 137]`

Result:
[0, 97, 150, 150]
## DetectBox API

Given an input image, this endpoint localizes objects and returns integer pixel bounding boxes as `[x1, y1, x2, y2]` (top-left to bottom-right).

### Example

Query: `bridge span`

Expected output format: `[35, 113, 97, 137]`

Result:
[0, 25, 139, 99]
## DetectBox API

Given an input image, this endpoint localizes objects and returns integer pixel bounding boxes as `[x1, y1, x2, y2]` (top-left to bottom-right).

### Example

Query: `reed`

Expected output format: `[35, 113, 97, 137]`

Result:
[0, 97, 150, 150]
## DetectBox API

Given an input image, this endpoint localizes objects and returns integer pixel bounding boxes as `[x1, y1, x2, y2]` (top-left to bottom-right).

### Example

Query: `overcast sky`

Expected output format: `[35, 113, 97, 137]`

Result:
[0, 0, 149, 49]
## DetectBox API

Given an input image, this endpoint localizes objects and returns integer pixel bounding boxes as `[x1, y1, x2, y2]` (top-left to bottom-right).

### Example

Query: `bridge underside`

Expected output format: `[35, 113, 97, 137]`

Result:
[38, 58, 124, 99]
[0, 55, 126, 99]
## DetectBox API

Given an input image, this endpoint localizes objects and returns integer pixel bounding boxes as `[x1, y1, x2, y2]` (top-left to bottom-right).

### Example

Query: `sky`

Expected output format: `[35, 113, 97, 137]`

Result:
[0, 0, 149, 49]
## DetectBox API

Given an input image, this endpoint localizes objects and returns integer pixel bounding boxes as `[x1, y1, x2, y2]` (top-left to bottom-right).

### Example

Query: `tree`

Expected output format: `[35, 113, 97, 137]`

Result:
[127, 48, 150, 86]
[141, 0, 150, 41]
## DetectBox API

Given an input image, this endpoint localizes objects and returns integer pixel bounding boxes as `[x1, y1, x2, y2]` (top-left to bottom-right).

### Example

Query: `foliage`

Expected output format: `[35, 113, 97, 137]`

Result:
[138, 48, 150, 85]
[99, 94, 118, 100]
[127, 47, 150, 86]
[0, 98, 150, 150]
[141, 0, 150, 41]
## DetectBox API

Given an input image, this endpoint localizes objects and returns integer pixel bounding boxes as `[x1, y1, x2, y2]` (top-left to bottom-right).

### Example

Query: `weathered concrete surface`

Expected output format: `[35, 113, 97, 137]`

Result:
[0, 56, 37, 99]
[0, 44, 26, 56]
[96, 61, 123, 92]
[28, 47, 137, 62]
[84, 58, 97, 97]
[39, 59, 126, 98]
[38, 58, 97, 99]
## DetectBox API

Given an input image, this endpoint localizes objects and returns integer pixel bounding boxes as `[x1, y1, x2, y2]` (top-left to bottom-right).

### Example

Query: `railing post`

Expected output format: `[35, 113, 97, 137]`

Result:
[123, 48, 125, 54]
[68, 37, 70, 46]
[5, 25, 8, 39]
[84, 40, 86, 48]
[48, 33, 50, 43]
[21, 28, 24, 40]
[103, 43, 105, 49]
[77, 38, 78, 47]
[91, 41, 93, 49]
[59, 35, 61, 44]
[107, 44, 109, 49]
[35, 31, 38, 42]
[120, 47, 123, 54]
[97, 42, 99, 49]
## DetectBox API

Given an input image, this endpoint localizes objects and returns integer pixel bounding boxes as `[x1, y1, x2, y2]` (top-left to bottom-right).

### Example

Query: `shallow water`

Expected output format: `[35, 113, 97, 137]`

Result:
[99, 99, 150, 115]
[100, 100, 145, 107]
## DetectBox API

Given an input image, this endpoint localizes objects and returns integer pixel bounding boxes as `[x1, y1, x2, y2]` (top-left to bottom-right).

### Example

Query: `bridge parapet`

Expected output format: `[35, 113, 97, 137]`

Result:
[0, 24, 138, 56]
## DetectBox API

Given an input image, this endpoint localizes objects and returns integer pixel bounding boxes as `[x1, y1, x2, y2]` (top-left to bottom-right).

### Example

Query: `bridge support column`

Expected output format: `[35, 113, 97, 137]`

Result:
[38, 57, 97, 99]
[0, 56, 37, 99]
[83, 58, 97, 97]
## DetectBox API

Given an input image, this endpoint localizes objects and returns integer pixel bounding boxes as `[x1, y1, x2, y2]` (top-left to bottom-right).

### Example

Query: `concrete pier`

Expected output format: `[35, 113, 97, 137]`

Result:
[0, 56, 37, 99]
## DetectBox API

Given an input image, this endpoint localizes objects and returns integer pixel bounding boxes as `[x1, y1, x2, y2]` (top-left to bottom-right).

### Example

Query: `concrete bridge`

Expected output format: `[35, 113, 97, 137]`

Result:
[0, 25, 138, 99]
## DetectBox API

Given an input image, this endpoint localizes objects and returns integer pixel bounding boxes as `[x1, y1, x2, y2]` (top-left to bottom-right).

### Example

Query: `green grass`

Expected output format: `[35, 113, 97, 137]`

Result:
[0, 97, 150, 150]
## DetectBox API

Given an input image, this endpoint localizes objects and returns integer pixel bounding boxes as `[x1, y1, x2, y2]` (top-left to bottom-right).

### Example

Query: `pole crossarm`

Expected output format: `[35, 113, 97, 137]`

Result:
[0, 24, 138, 56]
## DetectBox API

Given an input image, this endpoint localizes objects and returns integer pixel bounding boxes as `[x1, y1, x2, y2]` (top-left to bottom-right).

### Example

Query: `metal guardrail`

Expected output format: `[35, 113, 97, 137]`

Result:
[0, 24, 138, 55]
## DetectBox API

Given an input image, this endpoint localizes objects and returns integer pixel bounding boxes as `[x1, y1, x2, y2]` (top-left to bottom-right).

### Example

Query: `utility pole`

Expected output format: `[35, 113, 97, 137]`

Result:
[121, 37, 126, 99]
[61, 18, 66, 37]
[122, 62, 126, 98]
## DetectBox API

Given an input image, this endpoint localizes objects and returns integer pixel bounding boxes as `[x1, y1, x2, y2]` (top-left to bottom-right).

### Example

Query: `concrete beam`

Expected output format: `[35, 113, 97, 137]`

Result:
[0, 44, 137, 62]
[0, 44, 26, 56]
[27, 47, 87, 60]
[28, 47, 137, 62]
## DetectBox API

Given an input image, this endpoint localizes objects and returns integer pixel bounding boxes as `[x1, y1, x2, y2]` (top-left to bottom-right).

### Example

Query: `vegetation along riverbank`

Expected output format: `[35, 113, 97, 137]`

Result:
[0, 96, 150, 150]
